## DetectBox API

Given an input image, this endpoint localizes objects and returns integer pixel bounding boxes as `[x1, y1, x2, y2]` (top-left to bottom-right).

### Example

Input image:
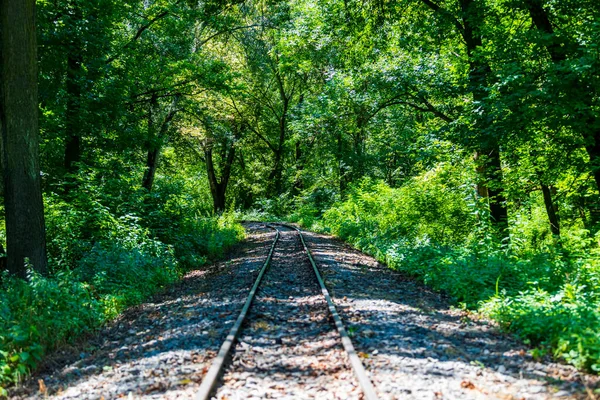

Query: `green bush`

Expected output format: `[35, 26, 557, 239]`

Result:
[144, 176, 245, 269]
[0, 165, 244, 391]
[0, 270, 102, 389]
[482, 282, 600, 372]
[292, 164, 600, 373]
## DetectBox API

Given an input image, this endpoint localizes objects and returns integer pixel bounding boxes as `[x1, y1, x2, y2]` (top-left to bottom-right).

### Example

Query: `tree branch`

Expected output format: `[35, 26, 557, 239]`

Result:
[418, 0, 465, 35]
[106, 10, 170, 64]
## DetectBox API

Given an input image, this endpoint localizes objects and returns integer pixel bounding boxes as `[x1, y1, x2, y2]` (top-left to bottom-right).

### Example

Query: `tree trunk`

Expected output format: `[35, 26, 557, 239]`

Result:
[420, 0, 509, 235]
[142, 147, 161, 192]
[484, 147, 508, 230]
[352, 115, 367, 182]
[268, 98, 288, 194]
[205, 142, 236, 214]
[64, 52, 82, 173]
[541, 184, 560, 236]
[64, 7, 83, 175]
[268, 148, 283, 193]
[337, 130, 348, 194]
[586, 142, 600, 206]
[460, 0, 508, 235]
[142, 96, 179, 191]
[293, 140, 303, 194]
[0, 0, 48, 277]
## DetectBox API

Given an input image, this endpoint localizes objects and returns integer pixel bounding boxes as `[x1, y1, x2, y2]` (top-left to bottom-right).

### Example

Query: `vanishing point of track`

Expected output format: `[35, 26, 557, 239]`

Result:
[195, 223, 379, 400]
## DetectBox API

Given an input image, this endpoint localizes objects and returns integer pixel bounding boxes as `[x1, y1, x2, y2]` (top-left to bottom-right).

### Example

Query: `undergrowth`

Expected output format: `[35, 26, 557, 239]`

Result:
[0, 166, 244, 392]
[289, 164, 600, 374]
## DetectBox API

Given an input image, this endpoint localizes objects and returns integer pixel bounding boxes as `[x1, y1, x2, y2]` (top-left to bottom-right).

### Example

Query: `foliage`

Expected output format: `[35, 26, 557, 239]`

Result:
[292, 166, 600, 372]
[2, 0, 600, 389]
[0, 157, 243, 388]
[482, 281, 600, 372]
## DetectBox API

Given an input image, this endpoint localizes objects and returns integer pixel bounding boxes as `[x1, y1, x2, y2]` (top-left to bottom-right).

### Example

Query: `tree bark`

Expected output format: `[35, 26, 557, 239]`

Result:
[0, 0, 48, 276]
[541, 184, 560, 236]
[205, 142, 236, 214]
[460, 0, 508, 233]
[142, 96, 179, 191]
[64, 52, 83, 173]
[352, 114, 367, 182]
[64, 6, 84, 176]
[268, 96, 288, 194]
[337, 130, 348, 194]
[293, 140, 304, 194]
[420, 0, 509, 235]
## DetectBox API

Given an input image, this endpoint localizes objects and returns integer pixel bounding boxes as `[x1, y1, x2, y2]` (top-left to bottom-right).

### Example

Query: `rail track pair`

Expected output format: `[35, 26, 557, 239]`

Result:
[196, 223, 379, 400]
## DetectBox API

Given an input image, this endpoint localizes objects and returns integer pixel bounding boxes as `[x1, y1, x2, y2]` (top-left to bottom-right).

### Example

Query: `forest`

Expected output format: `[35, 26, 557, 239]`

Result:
[0, 0, 599, 393]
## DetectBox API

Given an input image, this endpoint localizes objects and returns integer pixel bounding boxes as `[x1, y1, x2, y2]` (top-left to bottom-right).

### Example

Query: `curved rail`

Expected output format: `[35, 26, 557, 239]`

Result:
[276, 223, 380, 400]
[196, 224, 280, 400]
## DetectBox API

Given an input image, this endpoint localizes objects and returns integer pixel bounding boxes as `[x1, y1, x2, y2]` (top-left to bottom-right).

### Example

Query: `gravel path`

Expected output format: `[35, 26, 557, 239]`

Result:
[214, 225, 359, 400]
[301, 229, 599, 400]
[11, 223, 275, 400]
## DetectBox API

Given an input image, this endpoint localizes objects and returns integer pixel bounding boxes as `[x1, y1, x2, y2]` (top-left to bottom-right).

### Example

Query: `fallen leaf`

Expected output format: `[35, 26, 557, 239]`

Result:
[461, 380, 476, 390]
[38, 379, 47, 395]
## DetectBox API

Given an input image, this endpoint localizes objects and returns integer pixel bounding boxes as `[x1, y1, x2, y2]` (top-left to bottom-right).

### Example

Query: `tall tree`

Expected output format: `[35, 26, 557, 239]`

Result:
[418, 0, 509, 234]
[0, 0, 48, 277]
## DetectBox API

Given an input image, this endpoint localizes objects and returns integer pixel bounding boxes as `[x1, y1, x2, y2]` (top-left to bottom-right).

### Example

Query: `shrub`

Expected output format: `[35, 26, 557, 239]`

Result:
[292, 164, 600, 373]
[0, 165, 244, 391]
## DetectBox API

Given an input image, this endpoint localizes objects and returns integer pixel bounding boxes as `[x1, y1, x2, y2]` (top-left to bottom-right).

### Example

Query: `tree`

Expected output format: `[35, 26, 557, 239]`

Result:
[415, 0, 508, 234]
[0, 0, 48, 277]
[142, 95, 181, 191]
[233, 29, 304, 195]
[205, 128, 237, 213]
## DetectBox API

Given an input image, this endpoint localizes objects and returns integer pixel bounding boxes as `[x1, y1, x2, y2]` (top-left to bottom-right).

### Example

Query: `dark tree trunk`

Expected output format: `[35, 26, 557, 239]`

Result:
[0, 0, 48, 277]
[293, 140, 303, 194]
[337, 130, 348, 194]
[524, 0, 568, 64]
[483, 147, 508, 231]
[352, 115, 367, 182]
[64, 52, 82, 173]
[142, 96, 179, 192]
[64, 6, 84, 175]
[268, 97, 288, 194]
[142, 147, 161, 192]
[541, 184, 560, 236]
[586, 142, 600, 201]
[269, 148, 283, 193]
[205, 142, 236, 214]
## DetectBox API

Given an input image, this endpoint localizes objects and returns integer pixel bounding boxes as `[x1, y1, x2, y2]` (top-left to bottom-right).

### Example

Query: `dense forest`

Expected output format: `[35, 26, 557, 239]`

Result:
[1, 0, 599, 391]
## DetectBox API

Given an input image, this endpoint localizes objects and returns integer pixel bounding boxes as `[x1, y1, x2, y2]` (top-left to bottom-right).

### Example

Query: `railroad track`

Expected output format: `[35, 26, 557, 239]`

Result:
[196, 223, 379, 400]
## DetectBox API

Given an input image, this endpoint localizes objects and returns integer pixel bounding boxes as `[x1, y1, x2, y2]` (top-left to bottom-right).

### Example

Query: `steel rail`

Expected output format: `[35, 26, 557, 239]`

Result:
[195, 224, 279, 400]
[196, 222, 379, 400]
[275, 223, 380, 400]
